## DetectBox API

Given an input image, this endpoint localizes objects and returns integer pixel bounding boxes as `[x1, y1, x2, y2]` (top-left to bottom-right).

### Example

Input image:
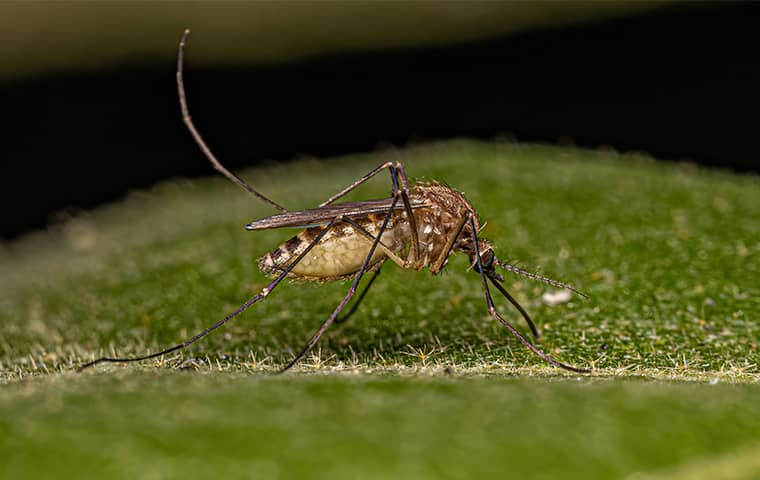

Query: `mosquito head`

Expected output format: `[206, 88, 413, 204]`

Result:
[470, 239, 505, 280]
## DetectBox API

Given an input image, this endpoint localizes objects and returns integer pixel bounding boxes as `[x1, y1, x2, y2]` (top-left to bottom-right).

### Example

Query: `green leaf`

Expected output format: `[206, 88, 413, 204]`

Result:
[2, 140, 758, 478]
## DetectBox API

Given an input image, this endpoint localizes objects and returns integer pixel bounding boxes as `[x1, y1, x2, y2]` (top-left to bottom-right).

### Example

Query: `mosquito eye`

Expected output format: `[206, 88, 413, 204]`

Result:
[480, 251, 495, 269]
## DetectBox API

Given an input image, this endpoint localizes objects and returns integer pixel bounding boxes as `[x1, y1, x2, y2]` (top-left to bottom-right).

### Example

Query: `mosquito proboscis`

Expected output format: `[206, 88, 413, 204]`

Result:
[78, 29, 590, 374]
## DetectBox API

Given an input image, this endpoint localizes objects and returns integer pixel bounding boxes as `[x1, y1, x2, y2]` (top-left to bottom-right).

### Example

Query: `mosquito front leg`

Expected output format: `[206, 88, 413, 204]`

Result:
[468, 216, 590, 373]
[279, 195, 401, 372]
[486, 276, 540, 339]
[77, 215, 346, 372]
[393, 162, 421, 267]
[429, 211, 468, 275]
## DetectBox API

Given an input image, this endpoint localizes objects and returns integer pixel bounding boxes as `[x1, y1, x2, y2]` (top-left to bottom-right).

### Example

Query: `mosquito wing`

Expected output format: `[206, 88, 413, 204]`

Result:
[245, 197, 428, 231]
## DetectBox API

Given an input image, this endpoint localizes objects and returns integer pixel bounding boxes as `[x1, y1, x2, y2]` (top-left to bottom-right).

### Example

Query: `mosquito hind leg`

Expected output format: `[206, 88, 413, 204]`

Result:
[279, 195, 401, 372]
[177, 29, 287, 213]
[319, 162, 398, 207]
[467, 216, 590, 373]
[77, 215, 346, 371]
[335, 265, 383, 324]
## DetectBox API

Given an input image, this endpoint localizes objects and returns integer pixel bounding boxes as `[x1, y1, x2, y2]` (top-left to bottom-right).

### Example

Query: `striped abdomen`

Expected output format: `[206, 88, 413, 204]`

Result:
[258, 212, 408, 281]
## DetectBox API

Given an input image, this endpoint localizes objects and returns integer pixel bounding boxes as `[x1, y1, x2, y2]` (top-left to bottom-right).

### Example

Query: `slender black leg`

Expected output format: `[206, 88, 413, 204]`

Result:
[335, 266, 383, 324]
[319, 162, 398, 207]
[393, 162, 420, 266]
[486, 276, 540, 339]
[468, 216, 590, 373]
[77, 216, 345, 371]
[279, 195, 400, 372]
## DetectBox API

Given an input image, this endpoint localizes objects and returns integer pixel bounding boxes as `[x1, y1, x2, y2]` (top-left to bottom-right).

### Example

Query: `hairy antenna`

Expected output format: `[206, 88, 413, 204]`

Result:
[494, 260, 588, 299]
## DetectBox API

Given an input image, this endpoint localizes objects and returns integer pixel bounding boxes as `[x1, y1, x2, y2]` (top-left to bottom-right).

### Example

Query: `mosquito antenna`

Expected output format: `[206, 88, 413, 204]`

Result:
[177, 29, 288, 213]
[494, 259, 588, 299]
[486, 274, 540, 339]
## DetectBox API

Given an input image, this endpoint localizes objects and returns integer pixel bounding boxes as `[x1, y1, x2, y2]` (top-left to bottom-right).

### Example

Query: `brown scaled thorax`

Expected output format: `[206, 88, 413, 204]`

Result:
[259, 182, 489, 281]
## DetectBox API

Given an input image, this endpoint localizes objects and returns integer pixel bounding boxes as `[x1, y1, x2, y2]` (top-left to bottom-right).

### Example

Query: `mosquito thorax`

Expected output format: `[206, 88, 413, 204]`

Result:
[405, 183, 478, 270]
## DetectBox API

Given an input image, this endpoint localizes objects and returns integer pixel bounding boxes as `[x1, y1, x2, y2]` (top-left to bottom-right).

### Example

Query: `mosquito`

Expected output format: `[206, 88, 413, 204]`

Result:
[78, 29, 590, 374]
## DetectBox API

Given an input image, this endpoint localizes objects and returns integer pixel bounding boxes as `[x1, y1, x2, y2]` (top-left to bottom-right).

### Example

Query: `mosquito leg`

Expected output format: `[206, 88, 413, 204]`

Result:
[393, 162, 420, 267]
[335, 265, 383, 324]
[177, 29, 287, 213]
[468, 216, 590, 373]
[319, 162, 399, 207]
[77, 215, 345, 372]
[279, 195, 400, 372]
[429, 211, 468, 274]
[486, 275, 540, 339]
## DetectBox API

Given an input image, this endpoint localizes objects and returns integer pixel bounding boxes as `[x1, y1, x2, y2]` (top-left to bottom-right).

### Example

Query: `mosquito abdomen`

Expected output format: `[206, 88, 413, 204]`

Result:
[259, 217, 404, 281]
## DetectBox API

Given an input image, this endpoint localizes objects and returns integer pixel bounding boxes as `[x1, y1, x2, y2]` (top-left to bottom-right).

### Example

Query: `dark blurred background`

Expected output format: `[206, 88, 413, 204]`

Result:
[2, 2, 758, 240]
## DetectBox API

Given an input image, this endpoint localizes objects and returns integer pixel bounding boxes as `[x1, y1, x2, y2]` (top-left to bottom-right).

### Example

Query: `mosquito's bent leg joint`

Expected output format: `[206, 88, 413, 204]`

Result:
[394, 161, 411, 192]
[319, 162, 397, 207]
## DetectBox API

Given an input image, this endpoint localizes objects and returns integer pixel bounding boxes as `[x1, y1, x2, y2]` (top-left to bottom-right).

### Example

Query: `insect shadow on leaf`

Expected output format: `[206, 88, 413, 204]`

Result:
[78, 29, 590, 374]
